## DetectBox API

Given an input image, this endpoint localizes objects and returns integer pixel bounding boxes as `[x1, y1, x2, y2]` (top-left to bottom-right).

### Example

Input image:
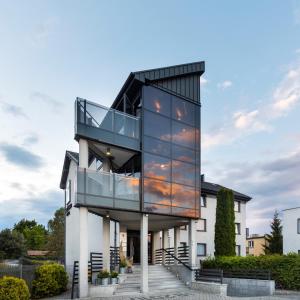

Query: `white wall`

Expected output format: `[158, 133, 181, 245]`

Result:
[169, 195, 247, 263]
[283, 207, 300, 254]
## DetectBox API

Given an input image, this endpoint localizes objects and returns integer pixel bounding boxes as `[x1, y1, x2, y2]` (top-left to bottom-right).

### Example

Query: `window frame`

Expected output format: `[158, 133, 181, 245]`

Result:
[297, 218, 300, 234]
[197, 243, 207, 257]
[200, 195, 207, 207]
[236, 245, 241, 256]
[235, 223, 241, 235]
[234, 200, 241, 213]
[197, 219, 207, 232]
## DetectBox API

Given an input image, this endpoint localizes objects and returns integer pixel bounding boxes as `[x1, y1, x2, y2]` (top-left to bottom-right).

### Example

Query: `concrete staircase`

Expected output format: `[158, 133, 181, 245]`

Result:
[114, 265, 191, 296]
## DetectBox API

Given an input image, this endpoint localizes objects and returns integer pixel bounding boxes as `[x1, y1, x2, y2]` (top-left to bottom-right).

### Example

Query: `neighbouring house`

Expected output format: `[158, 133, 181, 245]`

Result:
[283, 207, 300, 254]
[59, 62, 251, 298]
[246, 234, 268, 256]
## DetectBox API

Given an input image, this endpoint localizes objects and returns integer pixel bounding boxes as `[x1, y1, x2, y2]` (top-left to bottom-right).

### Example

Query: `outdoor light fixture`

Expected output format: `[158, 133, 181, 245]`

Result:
[106, 211, 110, 218]
[106, 147, 111, 156]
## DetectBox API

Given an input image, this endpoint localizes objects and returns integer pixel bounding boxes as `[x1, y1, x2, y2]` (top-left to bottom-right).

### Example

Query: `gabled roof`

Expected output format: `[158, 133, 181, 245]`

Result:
[202, 181, 251, 202]
[59, 151, 79, 189]
[113, 61, 205, 108]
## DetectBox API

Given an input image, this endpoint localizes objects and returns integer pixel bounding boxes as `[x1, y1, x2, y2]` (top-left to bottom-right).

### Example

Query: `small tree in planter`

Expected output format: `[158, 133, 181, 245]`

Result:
[119, 259, 127, 274]
[98, 270, 110, 286]
[110, 271, 119, 284]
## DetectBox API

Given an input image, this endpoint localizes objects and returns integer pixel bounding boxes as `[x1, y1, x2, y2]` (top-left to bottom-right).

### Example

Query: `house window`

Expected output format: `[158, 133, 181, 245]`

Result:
[235, 223, 241, 235]
[234, 201, 241, 212]
[236, 245, 241, 256]
[200, 196, 206, 207]
[196, 219, 206, 232]
[248, 240, 254, 248]
[66, 180, 71, 204]
[197, 243, 207, 256]
[297, 219, 300, 234]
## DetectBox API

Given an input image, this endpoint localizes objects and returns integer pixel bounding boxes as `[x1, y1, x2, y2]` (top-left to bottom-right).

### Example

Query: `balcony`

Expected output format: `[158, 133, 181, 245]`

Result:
[75, 98, 140, 151]
[76, 168, 140, 211]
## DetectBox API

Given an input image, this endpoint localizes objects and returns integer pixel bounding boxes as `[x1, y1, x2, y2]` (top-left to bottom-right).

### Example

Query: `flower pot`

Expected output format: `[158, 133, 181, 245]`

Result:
[101, 278, 109, 285]
[120, 267, 126, 274]
[111, 277, 118, 284]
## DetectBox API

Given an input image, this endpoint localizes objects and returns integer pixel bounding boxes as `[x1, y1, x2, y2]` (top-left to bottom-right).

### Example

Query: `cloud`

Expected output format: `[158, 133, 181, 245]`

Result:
[217, 80, 232, 90]
[0, 101, 28, 119]
[30, 92, 61, 111]
[23, 134, 39, 146]
[0, 190, 63, 229]
[294, 7, 300, 25]
[0, 143, 44, 169]
[200, 77, 208, 86]
[203, 61, 300, 149]
[204, 149, 300, 233]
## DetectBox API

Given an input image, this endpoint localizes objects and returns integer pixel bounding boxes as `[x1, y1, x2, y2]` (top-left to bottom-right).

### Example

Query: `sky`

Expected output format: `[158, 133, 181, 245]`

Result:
[0, 0, 300, 234]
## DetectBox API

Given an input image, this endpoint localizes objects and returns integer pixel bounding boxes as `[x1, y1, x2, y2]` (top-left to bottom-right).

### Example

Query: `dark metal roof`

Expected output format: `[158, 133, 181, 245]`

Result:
[202, 181, 251, 202]
[113, 61, 205, 108]
[59, 151, 79, 189]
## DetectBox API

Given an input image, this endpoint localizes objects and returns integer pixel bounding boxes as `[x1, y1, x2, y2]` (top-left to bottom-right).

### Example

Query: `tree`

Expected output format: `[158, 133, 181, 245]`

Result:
[214, 188, 236, 256]
[14, 219, 47, 250]
[47, 208, 65, 258]
[264, 211, 283, 254]
[0, 229, 25, 259]
[13, 219, 37, 234]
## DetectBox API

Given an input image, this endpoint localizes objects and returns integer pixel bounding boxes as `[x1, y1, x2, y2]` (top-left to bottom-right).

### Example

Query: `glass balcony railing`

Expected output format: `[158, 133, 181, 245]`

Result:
[76, 168, 140, 211]
[75, 98, 140, 150]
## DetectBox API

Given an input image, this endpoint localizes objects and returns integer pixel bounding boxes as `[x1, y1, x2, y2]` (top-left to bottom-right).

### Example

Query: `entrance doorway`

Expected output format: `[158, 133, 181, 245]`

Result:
[127, 230, 152, 264]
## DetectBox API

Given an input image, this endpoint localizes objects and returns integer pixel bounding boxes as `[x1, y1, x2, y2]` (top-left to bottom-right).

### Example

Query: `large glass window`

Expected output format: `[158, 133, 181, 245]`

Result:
[172, 183, 195, 208]
[172, 120, 195, 149]
[144, 153, 170, 181]
[144, 178, 171, 206]
[172, 144, 195, 163]
[144, 136, 171, 157]
[144, 203, 171, 214]
[172, 95, 196, 126]
[144, 86, 171, 117]
[172, 160, 195, 186]
[144, 110, 171, 141]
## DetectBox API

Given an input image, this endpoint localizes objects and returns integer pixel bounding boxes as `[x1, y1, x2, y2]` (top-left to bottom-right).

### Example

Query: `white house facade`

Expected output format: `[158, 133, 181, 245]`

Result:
[283, 207, 300, 254]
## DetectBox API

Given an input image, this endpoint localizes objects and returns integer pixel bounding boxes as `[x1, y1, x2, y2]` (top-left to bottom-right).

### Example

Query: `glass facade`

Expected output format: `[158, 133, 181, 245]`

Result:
[142, 85, 200, 218]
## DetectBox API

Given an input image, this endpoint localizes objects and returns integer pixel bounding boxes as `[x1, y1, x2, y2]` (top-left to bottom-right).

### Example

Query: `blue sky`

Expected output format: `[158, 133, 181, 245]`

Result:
[0, 1, 299, 234]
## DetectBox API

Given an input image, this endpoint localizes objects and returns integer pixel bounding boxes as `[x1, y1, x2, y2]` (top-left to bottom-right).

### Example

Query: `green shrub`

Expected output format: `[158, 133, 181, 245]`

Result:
[98, 269, 110, 279]
[31, 263, 68, 299]
[202, 253, 300, 290]
[120, 259, 127, 268]
[0, 276, 30, 300]
[110, 271, 119, 278]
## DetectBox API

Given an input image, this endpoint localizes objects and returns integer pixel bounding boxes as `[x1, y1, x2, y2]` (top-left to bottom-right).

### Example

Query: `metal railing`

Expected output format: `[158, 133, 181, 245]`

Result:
[195, 269, 223, 284]
[76, 98, 140, 140]
[223, 269, 271, 280]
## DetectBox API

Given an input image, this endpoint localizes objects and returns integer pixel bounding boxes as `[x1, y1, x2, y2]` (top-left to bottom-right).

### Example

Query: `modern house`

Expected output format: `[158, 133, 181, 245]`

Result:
[59, 61, 251, 297]
[283, 207, 300, 254]
[246, 234, 268, 256]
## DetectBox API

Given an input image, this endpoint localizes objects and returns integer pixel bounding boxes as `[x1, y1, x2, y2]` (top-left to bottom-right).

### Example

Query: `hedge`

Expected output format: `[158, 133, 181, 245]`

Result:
[202, 253, 300, 290]
[31, 263, 68, 299]
[0, 276, 30, 300]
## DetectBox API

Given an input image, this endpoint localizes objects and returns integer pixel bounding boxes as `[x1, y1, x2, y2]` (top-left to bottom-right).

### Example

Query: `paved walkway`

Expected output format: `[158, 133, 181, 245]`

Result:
[44, 290, 300, 300]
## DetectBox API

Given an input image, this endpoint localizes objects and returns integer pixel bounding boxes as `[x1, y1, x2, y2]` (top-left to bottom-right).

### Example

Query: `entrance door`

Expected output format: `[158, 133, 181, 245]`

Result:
[127, 231, 152, 264]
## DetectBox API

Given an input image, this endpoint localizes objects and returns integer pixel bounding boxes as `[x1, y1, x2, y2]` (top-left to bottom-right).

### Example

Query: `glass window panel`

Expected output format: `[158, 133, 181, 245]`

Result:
[172, 144, 195, 163]
[172, 120, 195, 149]
[86, 171, 113, 197]
[115, 175, 139, 201]
[144, 203, 171, 214]
[235, 223, 241, 235]
[144, 178, 171, 206]
[236, 245, 241, 256]
[195, 128, 200, 151]
[115, 199, 139, 210]
[172, 183, 195, 208]
[234, 201, 241, 212]
[200, 196, 206, 207]
[86, 102, 113, 131]
[172, 96, 196, 126]
[144, 153, 171, 181]
[197, 243, 206, 256]
[144, 86, 171, 117]
[197, 219, 206, 231]
[114, 111, 139, 139]
[172, 207, 196, 218]
[144, 111, 171, 141]
[144, 136, 171, 157]
[172, 160, 195, 186]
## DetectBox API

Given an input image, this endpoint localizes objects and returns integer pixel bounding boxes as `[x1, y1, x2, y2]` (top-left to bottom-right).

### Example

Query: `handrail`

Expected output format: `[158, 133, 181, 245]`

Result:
[160, 248, 195, 271]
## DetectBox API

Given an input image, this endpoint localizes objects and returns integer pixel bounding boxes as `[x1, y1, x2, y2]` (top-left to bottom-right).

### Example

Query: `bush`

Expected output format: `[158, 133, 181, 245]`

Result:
[0, 276, 30, 300]
[202, 253, 300, 290]
[110, 271, 119, 278]
[31, 263, 68, 299]
[98, 269, 110, 279]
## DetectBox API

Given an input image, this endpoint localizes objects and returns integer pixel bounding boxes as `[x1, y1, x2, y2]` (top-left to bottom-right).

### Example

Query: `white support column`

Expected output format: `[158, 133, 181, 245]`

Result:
[162, 230, 169, 265]
[79, 139, 89, 298]
[140, 214, 148, 293]
[152, 231, 161, 264]
[188, 220, 197, 268]
[174, 227, 180, 264]
[103, 217, 111, 271]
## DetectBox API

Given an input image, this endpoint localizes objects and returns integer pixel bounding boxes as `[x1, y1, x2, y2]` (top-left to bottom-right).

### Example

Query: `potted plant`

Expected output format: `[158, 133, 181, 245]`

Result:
[110, 271, 118, 284]
[98, 269, 110, 285]
[119, 259, 127, 274]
